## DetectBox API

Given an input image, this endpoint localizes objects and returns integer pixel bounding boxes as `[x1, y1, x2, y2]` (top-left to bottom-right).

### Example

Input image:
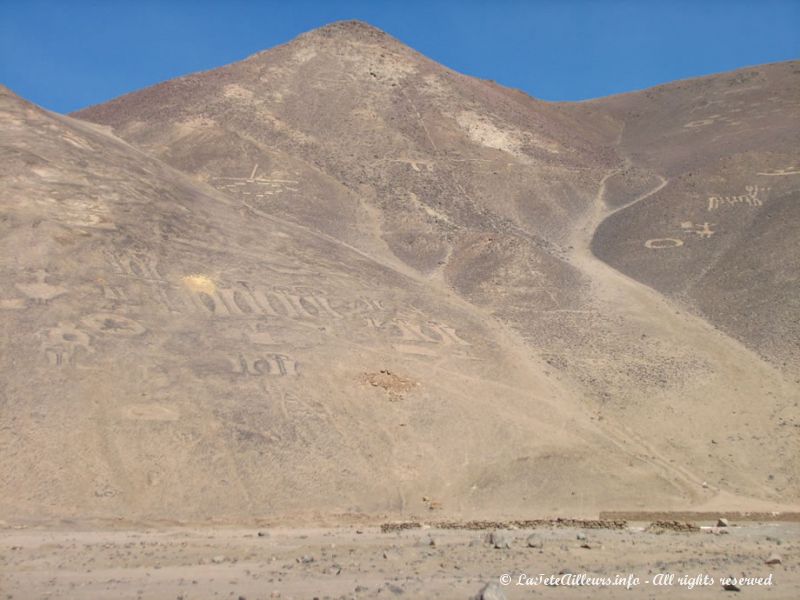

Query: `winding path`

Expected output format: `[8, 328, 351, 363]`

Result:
[564, 159, 794, 505]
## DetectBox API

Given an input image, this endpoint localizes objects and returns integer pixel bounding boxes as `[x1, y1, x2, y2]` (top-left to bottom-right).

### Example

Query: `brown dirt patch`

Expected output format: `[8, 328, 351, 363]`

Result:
[360, 369, 417, 398]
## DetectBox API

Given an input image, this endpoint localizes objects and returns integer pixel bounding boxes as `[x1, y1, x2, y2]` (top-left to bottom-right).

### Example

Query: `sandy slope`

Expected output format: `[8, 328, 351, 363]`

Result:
[1, 85, 720, 526]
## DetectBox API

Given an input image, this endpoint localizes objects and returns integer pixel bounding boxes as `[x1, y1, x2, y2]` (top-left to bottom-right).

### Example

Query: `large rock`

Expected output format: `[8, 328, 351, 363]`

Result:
[473, 582, 507, 600]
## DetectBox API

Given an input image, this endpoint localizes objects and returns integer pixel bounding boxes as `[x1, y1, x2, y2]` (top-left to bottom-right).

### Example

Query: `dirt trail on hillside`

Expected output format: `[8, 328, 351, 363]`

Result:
[564, 158, 800, 509]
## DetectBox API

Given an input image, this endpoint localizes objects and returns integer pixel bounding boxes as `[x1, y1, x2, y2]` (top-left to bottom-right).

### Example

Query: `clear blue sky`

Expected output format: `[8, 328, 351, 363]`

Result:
[1, 0, 798, 113]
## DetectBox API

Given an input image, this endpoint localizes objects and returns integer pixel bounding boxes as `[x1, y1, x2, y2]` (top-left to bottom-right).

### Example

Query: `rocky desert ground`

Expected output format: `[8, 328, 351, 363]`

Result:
[1, 19, 798, 598]
[2, 518, 798, 599]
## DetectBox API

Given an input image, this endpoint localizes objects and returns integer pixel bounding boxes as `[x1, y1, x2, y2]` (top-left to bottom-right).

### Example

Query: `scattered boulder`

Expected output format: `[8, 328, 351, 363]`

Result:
[765, 553, 782, 565]
[473, 582, 507, 600]
[717, 518, 730, 527]
[384, 582, 404, 595]
[488, 531, 510, 549]
[576, 532, 588, 540]
[526, 534, 543, 549]
[722, 581, 741, 592]
[382, 548, 400, 560]
[211, 555, 226, 564]
[296, 555, 314, 564]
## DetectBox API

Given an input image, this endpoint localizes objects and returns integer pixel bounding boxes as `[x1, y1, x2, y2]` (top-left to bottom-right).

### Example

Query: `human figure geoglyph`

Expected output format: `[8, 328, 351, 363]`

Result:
[707, 185, 768, 211]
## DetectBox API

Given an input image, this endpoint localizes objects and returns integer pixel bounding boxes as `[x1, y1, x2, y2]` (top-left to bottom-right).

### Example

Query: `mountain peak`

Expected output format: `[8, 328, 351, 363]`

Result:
[290, 19, 409, 54]
[245, 20, 405, 64]
[304, 19, 391, 41]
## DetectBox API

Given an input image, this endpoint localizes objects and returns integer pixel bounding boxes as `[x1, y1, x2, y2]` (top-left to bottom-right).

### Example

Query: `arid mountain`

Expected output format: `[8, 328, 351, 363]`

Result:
[590, 63, 800, 372]
[2, 21, 798, 524]
[0, 85, 699, 522]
